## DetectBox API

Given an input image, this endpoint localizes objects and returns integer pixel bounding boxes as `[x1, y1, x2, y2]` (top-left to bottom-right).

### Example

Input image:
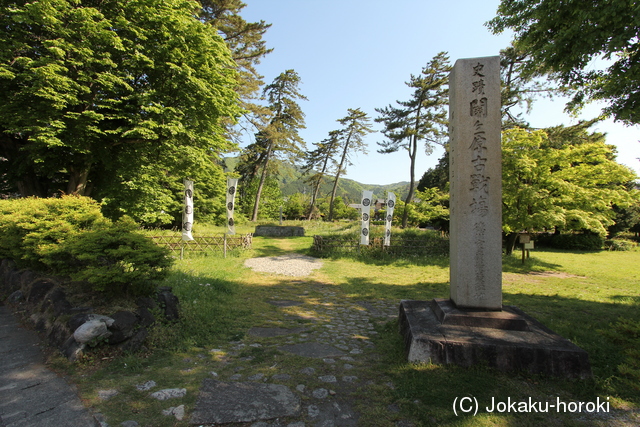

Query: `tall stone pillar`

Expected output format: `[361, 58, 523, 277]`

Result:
[448, 56, 502, 310]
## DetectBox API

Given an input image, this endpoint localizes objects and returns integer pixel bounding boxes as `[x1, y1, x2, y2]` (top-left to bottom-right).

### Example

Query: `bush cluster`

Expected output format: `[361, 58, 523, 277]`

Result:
[604, 238, 638, 251]
[0, 196, 172, 297]
[312, 228, 449, 259]
[535, 233, 605, 251]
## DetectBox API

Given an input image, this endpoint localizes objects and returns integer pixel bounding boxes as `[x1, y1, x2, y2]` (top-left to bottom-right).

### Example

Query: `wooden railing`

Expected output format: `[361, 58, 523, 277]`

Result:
[150, 234, 252, 257]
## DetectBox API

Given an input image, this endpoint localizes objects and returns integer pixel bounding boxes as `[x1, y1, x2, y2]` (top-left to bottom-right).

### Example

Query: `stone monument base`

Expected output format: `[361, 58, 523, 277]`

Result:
[398, 299, 591, 378]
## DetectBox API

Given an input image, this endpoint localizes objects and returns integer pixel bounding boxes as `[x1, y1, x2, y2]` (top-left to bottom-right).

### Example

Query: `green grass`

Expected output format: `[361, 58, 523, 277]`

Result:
[373, 248, 640, 426]
[52, 222, 640, 426]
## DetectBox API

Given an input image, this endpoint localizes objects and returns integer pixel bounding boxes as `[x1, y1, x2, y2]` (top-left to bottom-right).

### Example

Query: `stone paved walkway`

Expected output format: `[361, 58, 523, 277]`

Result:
[0, 305, 98, 427]
[189, 280, 403, 426]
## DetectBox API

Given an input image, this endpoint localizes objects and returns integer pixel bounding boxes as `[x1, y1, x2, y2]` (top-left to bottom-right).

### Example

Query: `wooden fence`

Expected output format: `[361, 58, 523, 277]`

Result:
[150, 234, 252, 257]
[312, 235, 449, 257]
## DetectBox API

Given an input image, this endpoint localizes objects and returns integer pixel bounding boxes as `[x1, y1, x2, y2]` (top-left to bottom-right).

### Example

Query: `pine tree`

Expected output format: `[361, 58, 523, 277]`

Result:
[376, 52, 451, 228]
[328, 108, 373, 221]
[198, 0, 273, 135]
[239, 70, 307, 221]
[302, 130, 341, 218]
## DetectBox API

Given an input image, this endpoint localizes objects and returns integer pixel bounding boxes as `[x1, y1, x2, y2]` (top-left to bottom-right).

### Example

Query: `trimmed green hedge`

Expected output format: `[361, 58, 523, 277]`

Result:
[0, 196, 172, 297]
[535, 233, 605, 251]
[0, 196, 106, 267]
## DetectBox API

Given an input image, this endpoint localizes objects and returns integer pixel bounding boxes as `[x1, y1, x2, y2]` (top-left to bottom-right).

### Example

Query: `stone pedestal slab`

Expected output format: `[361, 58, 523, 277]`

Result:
[398, 300, 591, 379]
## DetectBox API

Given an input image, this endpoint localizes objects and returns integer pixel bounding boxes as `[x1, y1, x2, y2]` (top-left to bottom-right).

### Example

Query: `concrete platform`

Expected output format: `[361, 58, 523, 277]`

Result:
[398, 299, 592, 379]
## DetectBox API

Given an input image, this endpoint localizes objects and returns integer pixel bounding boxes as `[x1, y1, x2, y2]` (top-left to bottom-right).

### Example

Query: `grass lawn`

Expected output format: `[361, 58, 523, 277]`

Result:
[52, 223, 640, 426]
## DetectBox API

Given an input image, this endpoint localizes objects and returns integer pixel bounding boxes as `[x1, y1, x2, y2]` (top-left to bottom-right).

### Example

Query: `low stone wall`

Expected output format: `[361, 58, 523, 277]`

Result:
[254, 225, 305, 237]
[0, 259, 179, 361]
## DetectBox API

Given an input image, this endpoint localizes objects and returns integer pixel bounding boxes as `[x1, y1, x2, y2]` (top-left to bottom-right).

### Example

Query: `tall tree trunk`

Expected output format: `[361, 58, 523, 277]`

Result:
[328, 169, 343, 222]
[402, 135, 418, 228]
[308, 176, 322, 220]
[328, 134, 351, 221]
[251, 145, 272, 221]
[505, 232, 519, 255]
[17, 173, 46, 198]
[308, 156, 330, 220]
[67, 165, 91, 196]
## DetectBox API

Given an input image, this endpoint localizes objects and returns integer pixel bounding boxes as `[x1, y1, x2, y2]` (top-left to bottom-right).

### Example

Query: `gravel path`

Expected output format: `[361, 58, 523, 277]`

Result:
[244, 254, 324, 277]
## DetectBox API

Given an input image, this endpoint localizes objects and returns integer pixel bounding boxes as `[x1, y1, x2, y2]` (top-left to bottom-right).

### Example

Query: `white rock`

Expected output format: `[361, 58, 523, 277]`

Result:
[312, 388, 329, 399]
[136, 381, 156, 391]
[162, 404, 185, 420]
[87, 314, 115, 327]
[97, 389, 118, 400]
[308, 405, 320, 418]
[74, 320, 111, 344]
[149, 388, 186, 400]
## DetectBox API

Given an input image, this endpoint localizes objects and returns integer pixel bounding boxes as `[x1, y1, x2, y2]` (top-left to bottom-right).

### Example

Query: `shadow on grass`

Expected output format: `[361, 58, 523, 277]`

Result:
[316, 252, 452, 268]
[341, 276, 450, 302]
[314, 250, 565, 271]
[502, 253, 563, 273]
[367, 285, 640, 425]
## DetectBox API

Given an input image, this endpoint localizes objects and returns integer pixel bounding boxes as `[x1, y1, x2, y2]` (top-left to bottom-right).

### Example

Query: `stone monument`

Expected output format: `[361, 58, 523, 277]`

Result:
[398, 56, 592, 378]
[449, 56, 502, 310]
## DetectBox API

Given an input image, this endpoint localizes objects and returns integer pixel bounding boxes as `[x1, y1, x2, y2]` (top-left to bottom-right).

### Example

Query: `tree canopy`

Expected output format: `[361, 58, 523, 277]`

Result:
[236, 69, 307, 221]
[376, 52, 451, 227]
[502, 124, 638, 249]
[488, 0, 640, 125]
[198, 0, 273, 134]
[327, 108, 373, 221]
[0, 0, 242, 224]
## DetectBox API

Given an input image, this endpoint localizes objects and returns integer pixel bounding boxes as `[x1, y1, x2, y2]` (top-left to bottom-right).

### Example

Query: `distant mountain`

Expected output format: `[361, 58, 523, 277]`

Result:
[222, 156, 409, 203]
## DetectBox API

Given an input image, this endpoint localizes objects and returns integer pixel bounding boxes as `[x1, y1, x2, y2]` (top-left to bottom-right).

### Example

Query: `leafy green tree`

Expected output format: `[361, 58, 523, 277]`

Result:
[0, 0, 241, 222]
[499, 45, 561, 128]
[302, 130, 341, 218]
[488, 0, 640, 124]
[317, 196, 358, 221]
[98, 147, 227, 225]
[283, 192, 308, 220]
[238, 174, 283, 220]
[328, 108, 373, 221]
[198, 0, 273, 134]
[401, 188, 450, 229]
[376, 52, 451, 227]
[242, 69, 307, 221]
[417, 151, 449, 192]
[502, 125, 638, 253]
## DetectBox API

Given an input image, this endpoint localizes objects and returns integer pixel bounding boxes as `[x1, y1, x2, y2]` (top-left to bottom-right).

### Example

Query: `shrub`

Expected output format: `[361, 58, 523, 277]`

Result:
[51, 217, 173, 297]
[604, 239, 638, 251]
[312, 227, 449, 259]
[535, 233, 605, 251]
[0, 196, 173, 298]
[0, 196, 106, 268]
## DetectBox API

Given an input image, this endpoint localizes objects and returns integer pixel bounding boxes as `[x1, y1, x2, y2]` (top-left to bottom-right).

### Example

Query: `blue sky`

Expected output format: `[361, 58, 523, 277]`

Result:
[239, 0, 640, 186]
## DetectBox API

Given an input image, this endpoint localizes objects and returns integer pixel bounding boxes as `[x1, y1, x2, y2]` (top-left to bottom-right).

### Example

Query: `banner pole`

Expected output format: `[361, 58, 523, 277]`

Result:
[224, 233, 228, 259]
